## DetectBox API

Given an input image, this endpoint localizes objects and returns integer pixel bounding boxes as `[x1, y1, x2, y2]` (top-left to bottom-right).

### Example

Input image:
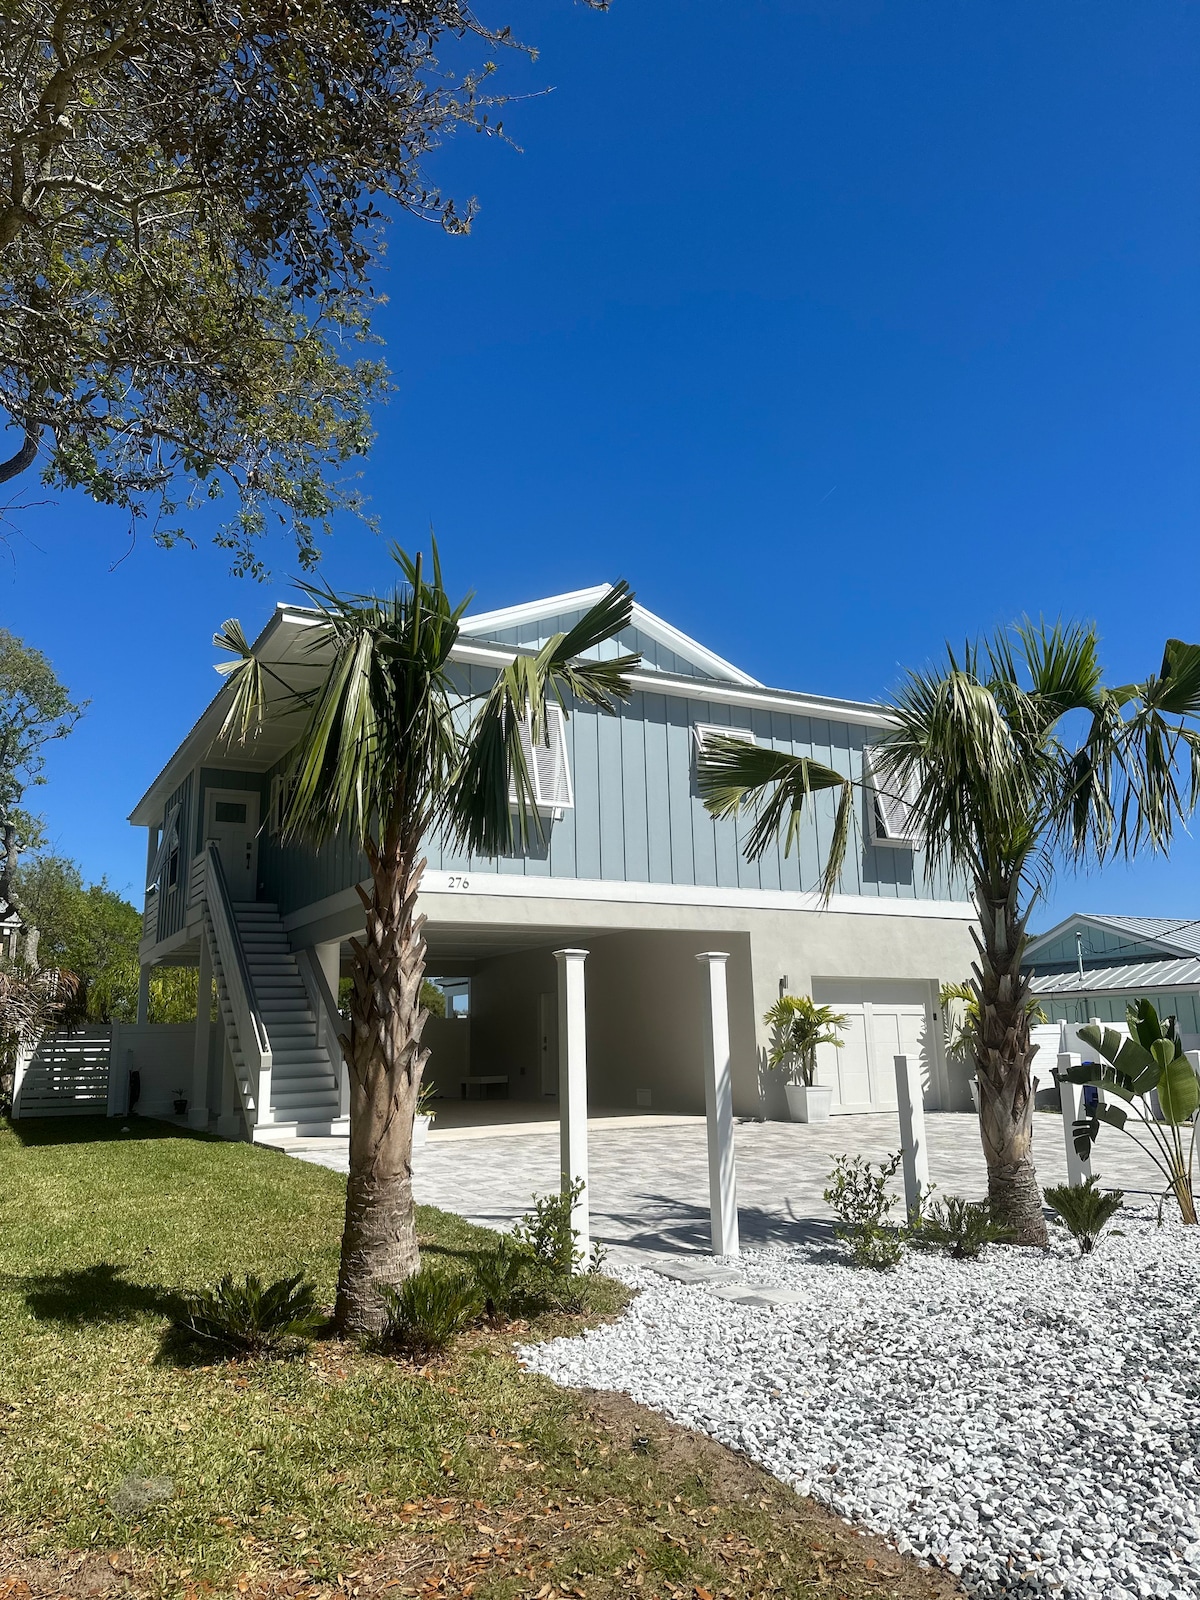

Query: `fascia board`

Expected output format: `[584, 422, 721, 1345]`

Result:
[456, 585, 613, 636]
[627, 601, 761, 686]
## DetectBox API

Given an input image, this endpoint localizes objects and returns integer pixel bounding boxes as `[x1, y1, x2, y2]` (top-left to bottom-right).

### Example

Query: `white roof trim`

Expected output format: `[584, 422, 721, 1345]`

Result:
[1025, 912, 1200, 962]
[457, 582, 762, 687]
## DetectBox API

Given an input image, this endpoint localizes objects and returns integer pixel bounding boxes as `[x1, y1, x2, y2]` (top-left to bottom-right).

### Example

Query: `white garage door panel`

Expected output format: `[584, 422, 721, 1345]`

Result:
[812, 980, 934, 1114]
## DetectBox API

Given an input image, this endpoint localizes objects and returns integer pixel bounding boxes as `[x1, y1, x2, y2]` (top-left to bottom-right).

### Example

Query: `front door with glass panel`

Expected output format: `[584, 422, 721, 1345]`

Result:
[205, 789, 260, 900]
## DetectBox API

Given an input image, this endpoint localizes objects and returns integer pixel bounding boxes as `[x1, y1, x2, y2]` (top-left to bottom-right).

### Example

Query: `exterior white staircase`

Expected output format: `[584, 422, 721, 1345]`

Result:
[202, 844, 347, 1141]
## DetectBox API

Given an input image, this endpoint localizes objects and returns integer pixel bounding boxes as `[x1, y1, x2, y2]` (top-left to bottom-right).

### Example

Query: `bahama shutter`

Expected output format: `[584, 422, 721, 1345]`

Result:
[147, 804, 180, 888]
[510, 704, 574, 815]
[863, 747, 921, 846]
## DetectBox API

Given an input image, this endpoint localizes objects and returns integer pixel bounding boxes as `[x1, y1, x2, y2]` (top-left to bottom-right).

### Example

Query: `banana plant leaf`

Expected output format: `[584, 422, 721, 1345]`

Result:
[1159, 1048, 1200, 1124]
[1063, 1062, 1143, 1104]
[1072, 1103, 1127, 1161]
[1077, 1023, 1157, 1082]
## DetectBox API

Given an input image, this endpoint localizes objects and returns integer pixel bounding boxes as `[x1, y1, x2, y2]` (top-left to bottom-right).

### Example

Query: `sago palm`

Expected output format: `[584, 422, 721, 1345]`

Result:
[217, 546, 639, 1334]
[699, 621, 1200, 1245]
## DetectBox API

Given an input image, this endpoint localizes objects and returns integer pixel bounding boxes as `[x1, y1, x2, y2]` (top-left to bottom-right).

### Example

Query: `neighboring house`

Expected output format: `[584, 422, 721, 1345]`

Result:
[1026, 913, 1200, 1048]
[129, 584, 978, 1141]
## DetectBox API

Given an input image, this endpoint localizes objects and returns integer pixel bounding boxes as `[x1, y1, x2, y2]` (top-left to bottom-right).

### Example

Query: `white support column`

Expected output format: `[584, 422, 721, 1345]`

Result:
[894, 1054, 929, 1222]
[697, 951, 739, 1258]
[189, 936, 213, 1130]
[1057, 1051, 1092, 1186]
[136, 963, 151, 1027]
[554, 949, 590, 1267]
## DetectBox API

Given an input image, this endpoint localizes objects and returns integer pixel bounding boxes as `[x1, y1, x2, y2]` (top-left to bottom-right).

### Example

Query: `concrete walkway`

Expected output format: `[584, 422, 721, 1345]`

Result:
[281, 1110, 1172, 1265]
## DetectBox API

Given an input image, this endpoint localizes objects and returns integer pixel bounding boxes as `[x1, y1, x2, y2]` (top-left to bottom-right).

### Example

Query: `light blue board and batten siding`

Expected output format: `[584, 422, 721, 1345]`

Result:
[257, 666, 963, 919]
[475, 615, 720, 680]
[153, 772, 194, 942]
[1028, 925, 1172, 971]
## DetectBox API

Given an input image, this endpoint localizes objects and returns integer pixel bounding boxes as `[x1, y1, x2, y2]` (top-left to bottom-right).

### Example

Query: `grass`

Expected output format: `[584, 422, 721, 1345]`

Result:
[0, 1117, 958, 1600]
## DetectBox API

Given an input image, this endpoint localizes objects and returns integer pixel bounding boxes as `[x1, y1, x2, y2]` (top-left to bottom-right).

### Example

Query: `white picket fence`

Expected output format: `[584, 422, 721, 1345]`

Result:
[12, 1027, 111, 1117]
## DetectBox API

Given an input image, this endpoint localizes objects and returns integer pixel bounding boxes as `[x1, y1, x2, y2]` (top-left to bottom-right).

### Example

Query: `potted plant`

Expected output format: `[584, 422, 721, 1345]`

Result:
[412, 1080, 436, 1150]
[172, 1090, 188, 1116]
[763, 994, 847, 1122]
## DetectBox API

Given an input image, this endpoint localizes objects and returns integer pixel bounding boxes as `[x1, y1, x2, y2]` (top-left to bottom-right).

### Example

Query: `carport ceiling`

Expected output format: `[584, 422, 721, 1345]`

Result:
[422, 922, 605, 965]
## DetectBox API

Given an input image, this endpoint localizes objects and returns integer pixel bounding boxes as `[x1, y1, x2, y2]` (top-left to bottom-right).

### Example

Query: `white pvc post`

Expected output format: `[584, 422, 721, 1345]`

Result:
[189, 935, 213, 1130]
[554, 949, 590, 1267]
[696, 952, 740, 1258]
[1057, 1051, 1091, 1186]
[894, 1054, 929, 1222]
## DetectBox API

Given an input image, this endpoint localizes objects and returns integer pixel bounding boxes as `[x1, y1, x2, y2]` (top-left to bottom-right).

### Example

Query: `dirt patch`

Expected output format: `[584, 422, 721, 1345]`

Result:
[580, 1389, 963, 1599]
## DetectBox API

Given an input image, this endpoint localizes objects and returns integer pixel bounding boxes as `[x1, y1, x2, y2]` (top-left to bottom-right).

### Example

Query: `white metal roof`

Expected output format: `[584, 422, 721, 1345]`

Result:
[1026, 911, 1200, 963]
[1029, 955, 1200, 996]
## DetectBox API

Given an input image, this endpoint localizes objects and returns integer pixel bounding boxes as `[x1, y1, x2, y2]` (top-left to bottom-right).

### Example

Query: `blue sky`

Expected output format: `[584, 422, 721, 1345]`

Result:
[3, 0, 1198, 927]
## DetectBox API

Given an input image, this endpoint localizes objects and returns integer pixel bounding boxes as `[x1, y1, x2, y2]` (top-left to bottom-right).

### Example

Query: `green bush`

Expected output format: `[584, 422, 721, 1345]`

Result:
[512, 1178, 589, 1274]
[378, 1267, 480, 1356]
[176, 1271, 323, 1355]
[909, 1196, 1015, 1260]
[1044, 1176, 1125, 1254]
[473, 1237, 534, 1325]
[823, 1152, 904, 1270]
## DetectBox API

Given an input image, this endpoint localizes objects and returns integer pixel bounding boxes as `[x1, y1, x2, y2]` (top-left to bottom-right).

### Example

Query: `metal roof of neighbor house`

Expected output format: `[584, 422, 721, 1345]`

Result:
[1026, 911, 1200, 962]
[1029, 955, 1200, 996]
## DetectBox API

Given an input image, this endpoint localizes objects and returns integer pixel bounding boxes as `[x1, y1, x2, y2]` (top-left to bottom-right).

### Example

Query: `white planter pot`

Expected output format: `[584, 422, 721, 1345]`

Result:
[412, 1113, 432, 1150]
[785, 1083, 833, 1124]
[968, 1078, 980, 1114]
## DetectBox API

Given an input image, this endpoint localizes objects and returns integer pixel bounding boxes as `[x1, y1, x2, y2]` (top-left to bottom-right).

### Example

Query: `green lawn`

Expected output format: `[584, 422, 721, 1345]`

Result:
[0, 1118, 956, 1600]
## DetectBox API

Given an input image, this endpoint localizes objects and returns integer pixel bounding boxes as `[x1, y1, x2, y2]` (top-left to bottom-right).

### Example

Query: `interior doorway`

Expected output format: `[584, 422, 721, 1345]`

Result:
[538, 992, 558, 1096]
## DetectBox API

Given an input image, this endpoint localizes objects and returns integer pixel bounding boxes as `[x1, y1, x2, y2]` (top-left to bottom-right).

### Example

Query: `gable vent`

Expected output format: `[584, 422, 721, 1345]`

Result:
[863, 747, 921, 847]
[510, 704, 574, 816]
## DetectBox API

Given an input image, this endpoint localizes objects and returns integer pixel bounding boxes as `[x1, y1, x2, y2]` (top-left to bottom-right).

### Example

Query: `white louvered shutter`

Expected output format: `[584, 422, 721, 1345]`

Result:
[863, 748, 921, 845]
[510, 704, 573, 813]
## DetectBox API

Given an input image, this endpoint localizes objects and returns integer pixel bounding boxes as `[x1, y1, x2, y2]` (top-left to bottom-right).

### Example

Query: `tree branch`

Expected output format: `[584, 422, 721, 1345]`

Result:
[0, 426, 38, 485]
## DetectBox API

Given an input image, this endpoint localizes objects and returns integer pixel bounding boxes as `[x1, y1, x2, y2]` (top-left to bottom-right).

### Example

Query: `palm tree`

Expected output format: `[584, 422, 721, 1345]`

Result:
[218, 547, 640, 1335]
[699, 622, 1200, 1245]
[763, 994, 848, 1086]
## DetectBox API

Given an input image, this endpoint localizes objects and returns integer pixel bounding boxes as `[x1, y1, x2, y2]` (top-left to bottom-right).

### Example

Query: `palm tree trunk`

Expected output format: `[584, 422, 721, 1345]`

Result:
[334, 834, 430, 1337]
[972, 879, 1048, 1247]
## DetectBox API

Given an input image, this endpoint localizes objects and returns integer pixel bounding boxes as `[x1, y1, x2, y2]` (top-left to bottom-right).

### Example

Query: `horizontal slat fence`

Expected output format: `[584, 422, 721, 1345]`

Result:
[14, 1028, 111, 1117]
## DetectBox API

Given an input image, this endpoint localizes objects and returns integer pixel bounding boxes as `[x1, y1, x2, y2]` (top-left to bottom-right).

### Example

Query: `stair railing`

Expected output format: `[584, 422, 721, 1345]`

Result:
[204, 842, 273, 1128]
[295, 947, 350, 1119]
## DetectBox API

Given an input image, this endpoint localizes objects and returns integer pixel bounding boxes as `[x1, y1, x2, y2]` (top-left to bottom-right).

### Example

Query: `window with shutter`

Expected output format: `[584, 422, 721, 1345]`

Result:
[147, 804, 180, 889]
[692, 723, 757, 764]
[863, 747, 921, 846]
[509, 704, 573, 816]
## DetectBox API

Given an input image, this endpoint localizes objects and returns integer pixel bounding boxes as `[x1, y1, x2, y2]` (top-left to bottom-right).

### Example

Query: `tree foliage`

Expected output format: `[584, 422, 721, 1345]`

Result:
[14, 853, 196, 1021]
[0, 0, 594, 572]
[0, 627, 83, 847]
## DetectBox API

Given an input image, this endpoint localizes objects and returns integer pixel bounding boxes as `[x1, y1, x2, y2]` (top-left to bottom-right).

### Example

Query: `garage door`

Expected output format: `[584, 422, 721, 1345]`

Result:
[811, 980, 934, 1114]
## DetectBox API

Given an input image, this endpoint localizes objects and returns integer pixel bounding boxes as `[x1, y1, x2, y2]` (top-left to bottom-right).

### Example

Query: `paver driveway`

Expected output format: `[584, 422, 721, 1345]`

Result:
[286, 1110, 1169, 1265]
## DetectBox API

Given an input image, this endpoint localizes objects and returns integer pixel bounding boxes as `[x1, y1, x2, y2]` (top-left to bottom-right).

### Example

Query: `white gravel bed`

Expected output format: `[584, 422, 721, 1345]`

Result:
[520, 1215, 1200, 1600]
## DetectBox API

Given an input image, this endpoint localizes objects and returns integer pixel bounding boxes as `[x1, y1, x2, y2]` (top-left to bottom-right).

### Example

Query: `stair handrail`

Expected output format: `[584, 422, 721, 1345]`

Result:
[204, 842, 273, 1126]
[295, 947, 350, 1118]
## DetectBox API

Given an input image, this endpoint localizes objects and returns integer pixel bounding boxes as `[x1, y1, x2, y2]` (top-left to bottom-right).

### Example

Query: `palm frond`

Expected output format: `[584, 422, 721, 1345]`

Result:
[452, 584, 640, 859]
[697, 738, 852, 896]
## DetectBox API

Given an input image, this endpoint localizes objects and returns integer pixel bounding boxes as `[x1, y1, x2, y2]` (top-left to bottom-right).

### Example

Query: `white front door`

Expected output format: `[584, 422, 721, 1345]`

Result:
[812, 980, 934, 1113]
[205, 789, 260, 901]
[538, 992, 558, 1096]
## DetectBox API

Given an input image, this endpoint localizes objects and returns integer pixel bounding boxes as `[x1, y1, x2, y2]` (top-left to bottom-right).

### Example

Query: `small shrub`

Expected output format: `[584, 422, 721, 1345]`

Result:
[909, 1196, 1015, 1260]
[1044, 1176, 1125, 1254]
[823, 1152, 904, 1270]
[512, 1178, 588, 1274]
[176, 1271, 323, 1355]
[379, 1267, 480, 1356]
[473, 1238, 534, 1325]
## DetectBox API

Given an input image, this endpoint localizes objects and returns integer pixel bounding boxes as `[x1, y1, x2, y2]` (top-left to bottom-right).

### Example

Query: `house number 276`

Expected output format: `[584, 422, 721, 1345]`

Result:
[446, 875, 470, 890]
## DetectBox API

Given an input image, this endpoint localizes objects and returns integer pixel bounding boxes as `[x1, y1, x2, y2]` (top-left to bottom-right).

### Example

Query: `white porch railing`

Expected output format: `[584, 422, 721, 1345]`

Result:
[203, 842, 273, 1130]
[294, 946, 349, 1117]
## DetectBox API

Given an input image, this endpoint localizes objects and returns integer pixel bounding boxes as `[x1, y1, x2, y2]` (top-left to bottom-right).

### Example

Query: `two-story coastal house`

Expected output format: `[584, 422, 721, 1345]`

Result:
[130, 584, 977, 1141]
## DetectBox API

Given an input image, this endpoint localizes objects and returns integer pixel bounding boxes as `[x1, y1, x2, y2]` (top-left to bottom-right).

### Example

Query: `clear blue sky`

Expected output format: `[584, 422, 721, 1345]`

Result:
[3, 0, 1198, 928]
